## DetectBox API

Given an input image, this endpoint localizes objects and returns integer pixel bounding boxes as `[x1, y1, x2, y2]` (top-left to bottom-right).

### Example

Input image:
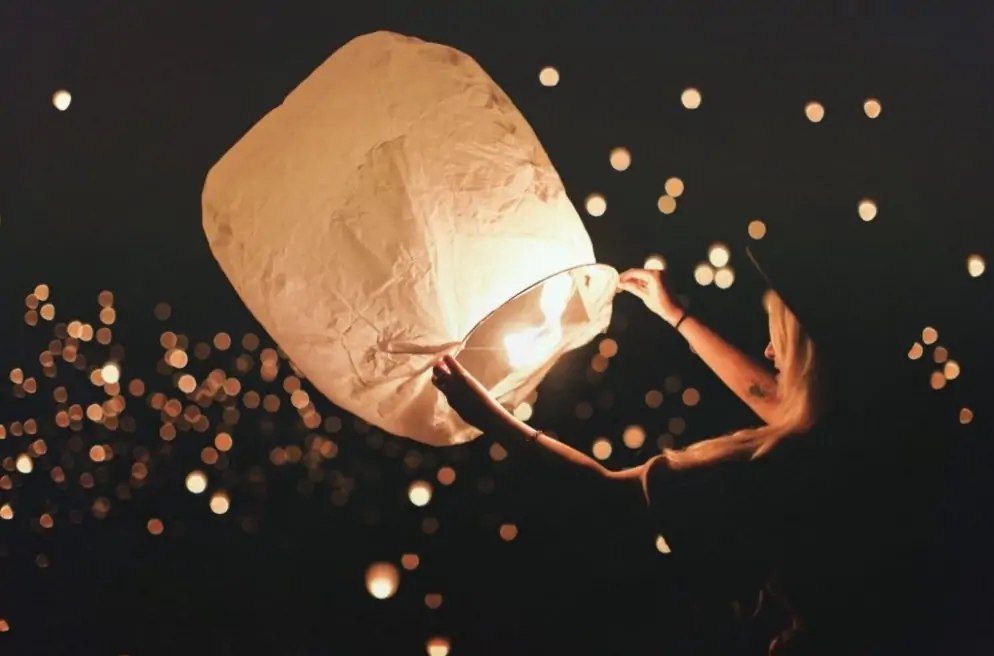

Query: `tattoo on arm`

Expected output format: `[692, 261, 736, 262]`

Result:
[748, 382, 767, 399]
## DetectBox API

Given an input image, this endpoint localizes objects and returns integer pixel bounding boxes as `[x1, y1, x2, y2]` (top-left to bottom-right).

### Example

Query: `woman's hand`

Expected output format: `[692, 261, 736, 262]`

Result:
[432, 354, 513, 432]
[618, 268, 685, 325]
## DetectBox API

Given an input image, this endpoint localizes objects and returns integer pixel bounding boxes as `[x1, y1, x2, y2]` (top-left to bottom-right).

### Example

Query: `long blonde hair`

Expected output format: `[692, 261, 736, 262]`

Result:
[665, 290, 824, 469]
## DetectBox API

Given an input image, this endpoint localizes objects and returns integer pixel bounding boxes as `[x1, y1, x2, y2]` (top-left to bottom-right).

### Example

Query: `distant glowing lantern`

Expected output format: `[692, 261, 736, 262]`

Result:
[203, 32, 617, 446]
[365, 562, 400, 599]
[426, 637, 451, 656]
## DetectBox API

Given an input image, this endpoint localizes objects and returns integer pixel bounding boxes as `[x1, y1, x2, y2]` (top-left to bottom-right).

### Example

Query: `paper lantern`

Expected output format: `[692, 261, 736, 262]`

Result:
[203, 31, 617, 445]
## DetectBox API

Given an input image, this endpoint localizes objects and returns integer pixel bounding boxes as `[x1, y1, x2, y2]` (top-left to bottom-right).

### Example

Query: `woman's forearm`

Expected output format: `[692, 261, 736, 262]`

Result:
[674, 314, 781, 425]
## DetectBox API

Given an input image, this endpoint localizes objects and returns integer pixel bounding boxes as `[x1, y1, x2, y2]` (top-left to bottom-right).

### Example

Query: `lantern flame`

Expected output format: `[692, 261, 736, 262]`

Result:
[503, 274, 573, 368]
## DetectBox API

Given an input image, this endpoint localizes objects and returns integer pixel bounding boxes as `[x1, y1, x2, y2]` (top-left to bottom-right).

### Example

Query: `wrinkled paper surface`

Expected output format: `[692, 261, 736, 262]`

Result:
[203, 31, 615, 445]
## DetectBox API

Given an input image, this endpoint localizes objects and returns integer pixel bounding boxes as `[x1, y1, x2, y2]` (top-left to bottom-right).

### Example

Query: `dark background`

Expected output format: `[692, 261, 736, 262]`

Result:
[1, 2, 992, 654]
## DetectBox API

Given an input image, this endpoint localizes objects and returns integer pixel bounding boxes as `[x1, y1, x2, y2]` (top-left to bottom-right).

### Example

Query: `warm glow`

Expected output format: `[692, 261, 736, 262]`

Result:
[0, 504, 13, 520]
[858, 199, 877, 222]
[538, 66, 560, 87]
[585, 193, 607, 217]
[408, 480, 433, 507]
[401, 553, 420, 570]
[101, 362, 121, 385]
[656, 194, 677, 215]
[682, 388, 701, 406]
[664, 177, 685, 197]
[365, 562, 400, 599]
[622, 425, 646, 449]
[210, 491, 230, 514]
[645, 389, 663, 408]
[694, 262, 715, 286]
[908, 342, 924, 360]
[804, 101, 825, 123]
[499, 523, 518, 541]
[644, 254, 666, 271]
[922, 326, 939, 345]
[426, 637, 451, 656]
[959, 407, 974, 425]
[967, 254, 985, 277]
[147, 518, 164, 535]
[655, 534, 672, 554]
[503, 274, 572, 368]
[513, 402, 533, 421]
[681, 87, 702, 109]
[943, 360, 961, 380]
[610, 147, 631, 171]
[929, 371, 946, 390]
[185, 470, 208, 494]
[863, 98, 882, 119]
[708, 243, 730, 268]
[52, 89, 72, 111]
[592, 437, 612, 460]
[437, 466, 456, 486]
[714, 267, 735, 289]
[16, 454, 32, 474]
[748, 220, 767, 240]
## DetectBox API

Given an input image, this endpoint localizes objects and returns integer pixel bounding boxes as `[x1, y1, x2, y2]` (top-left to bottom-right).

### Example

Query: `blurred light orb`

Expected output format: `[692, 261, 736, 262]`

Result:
[922, 326, 939, 345]
[538, 66, 560, 87]
[943, 360, 961, 380]
[0, 504, 13, 520]
[714, 267, 735, 289]
[147, 518, 164, 535]
[694, 262, 715, 286]
[748, 220, 767, 240]
[52, 89, 72, 111]
[644, 254, 666, 271]
[426, 637, 451, 656]
[513, 402, 534, 421]
[858, 199, 878, 222]
[804, 101, 825, 123]
[655, 534, 672, 554]
[100, 362, 121, 385]
[499, 523, 519, 541]
[622, 425, 646, 449]
[863, 98, 882, 119]
[656, 194, 677, 215]
[907, 342, 924, 360]
[408, 480, 433, 507]
[681, 87, 702, 109]
[708, 243, 730, 268]
[929, 371, 946, 390]
[209, 491, 230, 514]
[585, 193, 607, 217]
[967, 254, 985, 277]
[365, 562, 400, 600]
[592, 437, 612, 460]
[437, 466, 456, 486]
[15, 454, 32, 474]
[609, 147, 631, 171]
[959, 407, 974, 424]
[664, 177, 685, 197]
[185, 470, 208, 494]
[401, 553, 420, 570]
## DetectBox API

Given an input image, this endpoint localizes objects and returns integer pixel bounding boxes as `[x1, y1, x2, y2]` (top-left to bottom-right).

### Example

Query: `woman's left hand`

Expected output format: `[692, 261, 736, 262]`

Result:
[432, 354, 511, 431]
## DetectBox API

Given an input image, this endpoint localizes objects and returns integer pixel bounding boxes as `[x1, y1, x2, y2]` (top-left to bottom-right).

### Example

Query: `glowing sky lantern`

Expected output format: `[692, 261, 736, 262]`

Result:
[365, 562, 400, 600]
[203, 32, 617, 445]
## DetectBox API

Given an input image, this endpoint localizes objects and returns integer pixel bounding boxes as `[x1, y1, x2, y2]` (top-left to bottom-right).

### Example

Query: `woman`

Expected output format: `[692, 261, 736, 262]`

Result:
[433, 215, 944, 653]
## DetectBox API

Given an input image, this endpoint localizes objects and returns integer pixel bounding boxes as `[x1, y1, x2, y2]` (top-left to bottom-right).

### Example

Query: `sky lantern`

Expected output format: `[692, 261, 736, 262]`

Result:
[203, 31, 616, 445]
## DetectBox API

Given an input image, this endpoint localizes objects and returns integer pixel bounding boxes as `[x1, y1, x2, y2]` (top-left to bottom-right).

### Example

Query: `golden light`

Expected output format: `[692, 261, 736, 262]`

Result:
[0, 619, 9, 632]
[437, 466, 456, 486]
[185, 470, 208, 494]
[943, 360, 961, 380]
[622, 425, 646, 449]
[365, 562, 400, 599]
[147, 518, 165, 535]
[401, 553, 420, 570]
[656, 194, 677, 215]
[714, 267, 735, 289]
[967, 254, 986, 277]
[499, 523, 519, 541]
[209, 491, 230, 514]
[644, 254, 666, 271]
[408, 480, 433, 507]
[694, 262, 715, 286]
[609, 147, 631, 171]
[959, 407, 974, 425]
[680, 87, 702, 109]
[682, 388, 701, 406]
[165, 349, 189, 368]
[489, 442, 508, 461]
[513, 402, 534, 421]
[215, 432, 234, 451]
[425, 593, 443, 609]
[933, 346, 949, 363]
[655, 534, 672, 554]
[503, 274, 572, 368]
[585, 193, 607, 217]
[52, 89, 72, 111]
[39, 513, 54, 529]
[707, 243, 730, 268]
[598, 337, 618, 358]
[100, 362, 121, 385]
[538, 66, 560, 87]
[426, 637, 451, 656]
[15, 454, 33, 474]
[863, 98, 882, 119]
[858, 199, 877, 222]
[177, 374, 197, 394]
[0, 504, 13, 520]
[929, 371, 946, 390]
[664, 177, 685, 197]
[908, 342, 924, 360]
[804, 101, 825, 123]
[592, 437, 612, 460]
[645, 389, 663, 408]
[922, 326, 939, 345]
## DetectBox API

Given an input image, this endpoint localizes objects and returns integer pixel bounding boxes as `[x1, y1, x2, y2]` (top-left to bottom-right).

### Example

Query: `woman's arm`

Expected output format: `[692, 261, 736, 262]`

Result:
[618, 268, 781, 425]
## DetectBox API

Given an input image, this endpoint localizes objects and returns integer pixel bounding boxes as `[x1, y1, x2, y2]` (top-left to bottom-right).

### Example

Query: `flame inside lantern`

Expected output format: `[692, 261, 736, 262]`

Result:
[502, 274, 573, 367]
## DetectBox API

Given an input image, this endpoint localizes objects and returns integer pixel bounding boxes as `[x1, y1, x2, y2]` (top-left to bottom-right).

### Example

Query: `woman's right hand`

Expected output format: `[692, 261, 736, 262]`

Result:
[618, 268, 685, 326]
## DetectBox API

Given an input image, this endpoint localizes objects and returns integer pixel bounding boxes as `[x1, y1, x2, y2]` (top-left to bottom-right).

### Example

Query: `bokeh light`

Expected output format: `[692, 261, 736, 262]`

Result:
[656, 195, 677, 215]
[585, 193, 607, 217]
[804, 101, 825, 123]
[185, 470, 208, 494]
[714, 267, 735, 289]
[644, 254, 666, 270]
[863, 98, 882, 119]
[408, 480, 433, 507]
[52, 89, 72, 111]
[591, 437, 612, 460]
[707, 243, 730, 268]
[858, 199, 878, 222]
[622, 425, 646, 449]
[499, 523, 518, 541]
[209, 491, 230, 514]
[365, 562, 400, 600]
[609, 147, 631, 171]
[748, 220, 767, 240]
[681, 87, 701, 109]
[664, 177, 685, 197]
[967, 254, 985, 277]
[538, 66, 560, 87]
[426, 637, 451, 656]
[694, 262, 715, 286]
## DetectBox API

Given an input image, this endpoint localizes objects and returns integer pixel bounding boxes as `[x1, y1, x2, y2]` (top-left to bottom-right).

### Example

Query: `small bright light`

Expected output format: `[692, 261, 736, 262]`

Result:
[592, 437, 613, 460]
[499, 523, 518, 541]
[929, 371, 946, 390]
[655, 534, 672, 554]
[664, 177, 685, 197]
[714, 267, 735, 289]
[100, 362, 121, 385]
[426, 637, 451, 656]
[959, 407, 974, 425]
[922, 326, 939, 345]
[694, 262, 715, 286]
[967, 254, 985, 277]
[748, 220, 767, 240]
[858, 199, 877, 222]
[513, 402, 533, 421]
[708, 243, 730, 268]
[15, 454, 32, 474]
[401, 553, 420, 570]
[585, 193, 607, 217]
[681, 87, 702, 109]
[622, 425, 646, 449]
[0, 504, 13, 520]
[644, 254, 666, 271]
[365, 562, 400, 599]
[907, 342, 924, 360]
[804, 101, 825, 123]
[408, 480, 433, 507]
[609, 147, 631, 171]
[863, 98, 882, 119]
[185, 470, 208, 494]
[52, 89, 72, 111]
[209, 491, 230, 514]
[943, 360, 961, 380]
[656, 194, 677, 215]
[538, 66, 560, 87]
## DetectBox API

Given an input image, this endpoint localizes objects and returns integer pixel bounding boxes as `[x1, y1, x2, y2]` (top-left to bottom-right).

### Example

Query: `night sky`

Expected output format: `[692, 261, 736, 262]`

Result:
[1, 2, 993, 654]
